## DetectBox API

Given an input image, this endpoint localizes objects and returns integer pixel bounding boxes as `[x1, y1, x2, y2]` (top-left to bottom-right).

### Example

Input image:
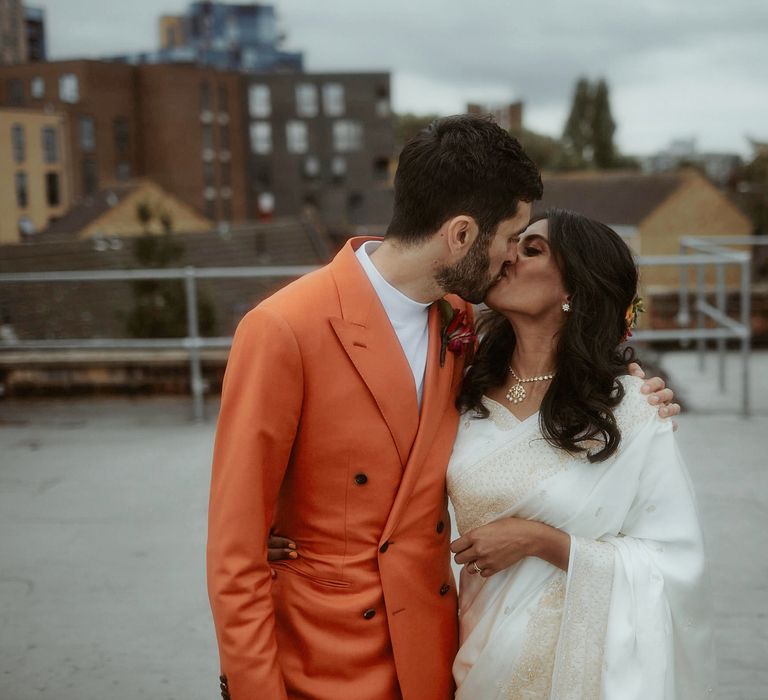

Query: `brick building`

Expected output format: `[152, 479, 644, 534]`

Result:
[0, 60, 394, 234]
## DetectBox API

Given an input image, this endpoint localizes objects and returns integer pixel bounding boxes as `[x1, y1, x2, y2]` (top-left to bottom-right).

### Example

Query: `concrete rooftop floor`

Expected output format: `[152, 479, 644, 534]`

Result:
[0, 350, 766, 700]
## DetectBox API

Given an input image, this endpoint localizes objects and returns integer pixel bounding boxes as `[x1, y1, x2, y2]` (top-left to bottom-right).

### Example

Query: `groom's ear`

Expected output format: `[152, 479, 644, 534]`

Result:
[444, 215, 479, 256]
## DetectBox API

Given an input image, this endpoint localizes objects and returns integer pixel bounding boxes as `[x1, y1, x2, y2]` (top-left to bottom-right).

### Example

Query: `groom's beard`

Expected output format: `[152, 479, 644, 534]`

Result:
[435, 236, 495, 304]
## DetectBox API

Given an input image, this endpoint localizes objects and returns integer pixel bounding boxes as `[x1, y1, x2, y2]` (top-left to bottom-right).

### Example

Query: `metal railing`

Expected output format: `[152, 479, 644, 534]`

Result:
[0, 265, 318, 421]
[0, 236, 764, 419]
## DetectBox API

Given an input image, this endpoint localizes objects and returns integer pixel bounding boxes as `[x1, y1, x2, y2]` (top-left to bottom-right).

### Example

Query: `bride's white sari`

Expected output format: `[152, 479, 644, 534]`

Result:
[447, 375, 714, 699]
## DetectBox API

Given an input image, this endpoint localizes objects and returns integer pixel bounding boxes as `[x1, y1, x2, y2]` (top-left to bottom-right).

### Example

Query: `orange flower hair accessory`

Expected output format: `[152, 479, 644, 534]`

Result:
[621, 296, 645, 342]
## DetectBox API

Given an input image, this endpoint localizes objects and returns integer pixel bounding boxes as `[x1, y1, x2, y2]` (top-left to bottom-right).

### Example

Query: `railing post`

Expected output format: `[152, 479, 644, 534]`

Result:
[696, 262, 706, 371]
[716, 261, 726, 392]
[677, 240, 690, 348]
[184, 266, 205, 422]
[740, 257, 752, 417]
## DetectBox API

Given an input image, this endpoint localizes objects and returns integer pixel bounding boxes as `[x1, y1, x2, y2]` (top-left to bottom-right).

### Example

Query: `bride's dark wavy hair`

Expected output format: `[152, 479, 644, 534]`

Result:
[457, 208, 639, 462]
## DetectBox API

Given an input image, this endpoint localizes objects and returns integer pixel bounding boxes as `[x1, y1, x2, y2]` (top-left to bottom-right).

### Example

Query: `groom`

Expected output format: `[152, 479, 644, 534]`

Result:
[207, 115, 676, 700]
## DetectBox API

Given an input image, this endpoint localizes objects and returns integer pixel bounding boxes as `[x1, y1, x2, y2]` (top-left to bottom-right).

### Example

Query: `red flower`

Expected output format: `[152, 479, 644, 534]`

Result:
[438, 300, 477, 367]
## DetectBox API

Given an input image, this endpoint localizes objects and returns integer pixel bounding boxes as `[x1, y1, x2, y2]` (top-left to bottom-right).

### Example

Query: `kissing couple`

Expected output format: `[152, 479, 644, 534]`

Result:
[207, 115, 714, 699]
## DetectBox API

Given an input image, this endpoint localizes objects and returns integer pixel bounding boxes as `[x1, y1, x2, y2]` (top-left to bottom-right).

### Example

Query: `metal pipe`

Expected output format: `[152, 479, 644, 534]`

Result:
[696, 263, 706, 371]
[716, 262, 726, 392]
[740, 258, 752, 417]
[184, 267, 205, 422]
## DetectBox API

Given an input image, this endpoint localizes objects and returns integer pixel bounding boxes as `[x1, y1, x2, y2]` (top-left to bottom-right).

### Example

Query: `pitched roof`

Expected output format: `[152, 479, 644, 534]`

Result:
[42, 184, 140, 240]
[535, 172, 684, 226]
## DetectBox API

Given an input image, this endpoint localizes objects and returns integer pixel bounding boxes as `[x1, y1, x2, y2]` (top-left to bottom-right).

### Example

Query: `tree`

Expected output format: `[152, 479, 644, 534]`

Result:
[561, 77, 625, 170]
[123, 201, 216, 338]
[591, 79, 617, 168]
[562, 78, 594, 167]
[394, 112, 440, 148]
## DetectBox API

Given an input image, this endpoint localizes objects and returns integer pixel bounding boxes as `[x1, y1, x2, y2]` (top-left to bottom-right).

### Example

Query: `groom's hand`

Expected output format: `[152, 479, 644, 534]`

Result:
[628, 362, 680, 427]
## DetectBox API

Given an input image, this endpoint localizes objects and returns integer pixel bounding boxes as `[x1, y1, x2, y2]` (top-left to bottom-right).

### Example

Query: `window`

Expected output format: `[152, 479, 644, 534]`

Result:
[46, 172, 61, 207]
[82, 158, 98, 195]
[373, 156, 390, 181]
[80, 117, 95, 152]
[304, 156, 320, 179]
[250, 122, 272, 154]
[116, 161, 131, 181]
[333, 120, 363, 152]
[200, 82, 212, 112]
[322, 83, 345, 116]
[375, 84, 390, 117]
[331, 155, 347, 180]
[219, 123, 230, 151]
[205, 197, 217, 221]
[15, 172, 28, 208]
[203, 160, 215, 188]
[113, 118, 130, 155]
[42, 126, 58, 163]
[31, 77, 44, 99]
[221, 198, 232, 222]
[221, 161, 231, 188]
[202, 123, 214, 151]
[8, 79, 24, 105]
[218, 83, 229, 112]
[59, 74, 79, 103]
[11, 124, 25, 163]
[295, 83, 318, 118]
[286, 121, 308, 154]
[248, 84, 270, 117]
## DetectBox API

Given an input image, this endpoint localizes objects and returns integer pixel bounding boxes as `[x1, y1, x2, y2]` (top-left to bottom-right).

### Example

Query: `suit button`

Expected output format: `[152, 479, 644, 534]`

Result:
[436, 520, 445, 534]
[379, 541, 389, 553]
[363, 608, 376, 620]
[354, 473, 368, 485]
[440, 584, 450, 596]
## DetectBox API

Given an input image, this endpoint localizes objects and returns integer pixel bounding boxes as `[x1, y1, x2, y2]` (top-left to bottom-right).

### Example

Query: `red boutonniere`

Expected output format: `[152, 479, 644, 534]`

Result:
[438, 299, 477, 368]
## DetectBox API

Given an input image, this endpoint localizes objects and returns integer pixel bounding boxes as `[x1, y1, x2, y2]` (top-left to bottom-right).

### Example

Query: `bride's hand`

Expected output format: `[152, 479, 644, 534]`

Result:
[628, 362, 681, 426]
[451, 517, 570, 577]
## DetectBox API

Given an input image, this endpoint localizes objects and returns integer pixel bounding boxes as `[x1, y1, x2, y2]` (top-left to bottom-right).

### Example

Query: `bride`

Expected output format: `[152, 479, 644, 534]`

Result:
[448, 208, 714, 699]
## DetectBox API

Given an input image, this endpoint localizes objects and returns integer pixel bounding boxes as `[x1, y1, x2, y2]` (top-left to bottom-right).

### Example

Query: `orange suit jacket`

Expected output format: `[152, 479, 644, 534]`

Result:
[207, 237, 470, 700]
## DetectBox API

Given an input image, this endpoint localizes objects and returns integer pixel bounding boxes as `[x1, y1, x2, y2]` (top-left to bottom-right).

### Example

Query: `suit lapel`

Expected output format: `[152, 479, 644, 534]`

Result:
[329, 239, 420, 466]
[381, 300, 458, 543]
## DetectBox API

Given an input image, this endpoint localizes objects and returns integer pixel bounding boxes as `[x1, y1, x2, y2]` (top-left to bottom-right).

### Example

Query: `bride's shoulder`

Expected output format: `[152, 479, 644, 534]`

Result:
[613, 374, 657, 432]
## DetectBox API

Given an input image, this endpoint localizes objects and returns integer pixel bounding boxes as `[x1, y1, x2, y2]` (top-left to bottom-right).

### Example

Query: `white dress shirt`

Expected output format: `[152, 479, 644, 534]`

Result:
[355, 241, 430, 406]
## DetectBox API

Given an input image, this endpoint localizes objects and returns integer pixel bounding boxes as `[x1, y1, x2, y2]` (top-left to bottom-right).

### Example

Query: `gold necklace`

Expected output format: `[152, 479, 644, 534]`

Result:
[506, 367, 555, 404]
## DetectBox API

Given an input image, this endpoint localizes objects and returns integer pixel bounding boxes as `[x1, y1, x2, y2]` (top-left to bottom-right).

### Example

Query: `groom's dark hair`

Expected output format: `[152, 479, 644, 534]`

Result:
[385, 114, 543, 243]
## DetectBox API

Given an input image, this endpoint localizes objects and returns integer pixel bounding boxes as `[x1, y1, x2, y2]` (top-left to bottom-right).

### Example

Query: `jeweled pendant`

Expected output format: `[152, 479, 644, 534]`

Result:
[506, 382, 526, 404]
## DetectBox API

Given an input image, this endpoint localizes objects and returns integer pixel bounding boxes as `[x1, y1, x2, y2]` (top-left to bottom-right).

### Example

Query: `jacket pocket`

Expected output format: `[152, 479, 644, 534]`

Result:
[271, 562, 351, 589]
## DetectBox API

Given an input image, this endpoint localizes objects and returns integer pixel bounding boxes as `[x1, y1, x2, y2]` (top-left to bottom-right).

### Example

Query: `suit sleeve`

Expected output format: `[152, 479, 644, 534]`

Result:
[206, 304, 303, 700]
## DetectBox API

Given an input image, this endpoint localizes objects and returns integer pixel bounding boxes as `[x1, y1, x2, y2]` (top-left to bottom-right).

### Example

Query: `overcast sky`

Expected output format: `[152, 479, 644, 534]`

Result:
[35, 0, 768, 156]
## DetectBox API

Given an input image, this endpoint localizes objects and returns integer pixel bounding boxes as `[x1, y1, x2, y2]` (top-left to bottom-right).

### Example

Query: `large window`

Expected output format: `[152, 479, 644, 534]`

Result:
[286, 121, 308, 154]
[202, 123, 214, 151]
[200, 82, 212, 112]
[248, 84, 271, 118]
[11, 124, 25, 163]
[331, 155, 347, 180]
[59, 74, 79, 103]
[218, 83, 229, 112]
[322, 83, 345, 117]
[31, 77, 45, 99]
[15, 172, 28, 208]
[42, 126, 58, 163]
[250, 122, 272, 154]
[295, 83, 318, 118]
[46, 172, 61, 207]
[79, 116, 96, 152]
[333, 120, 363, 152]
[113, 118, 130, 156]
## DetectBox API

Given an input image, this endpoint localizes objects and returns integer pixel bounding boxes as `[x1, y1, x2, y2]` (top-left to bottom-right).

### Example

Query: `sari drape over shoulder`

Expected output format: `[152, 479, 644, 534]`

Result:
[446, 375, 715, 699]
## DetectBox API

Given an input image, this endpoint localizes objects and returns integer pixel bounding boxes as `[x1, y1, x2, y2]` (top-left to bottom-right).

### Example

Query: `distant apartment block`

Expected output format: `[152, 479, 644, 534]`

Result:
[0, 1, 45, 65]
[0, 107, 71, 243]
[113, 1, 302, 73]
[0, 61, 395, 234]
[641, 138, 743, 187]
[467, 101, 523, 133]
[243, 72, 395, 227]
